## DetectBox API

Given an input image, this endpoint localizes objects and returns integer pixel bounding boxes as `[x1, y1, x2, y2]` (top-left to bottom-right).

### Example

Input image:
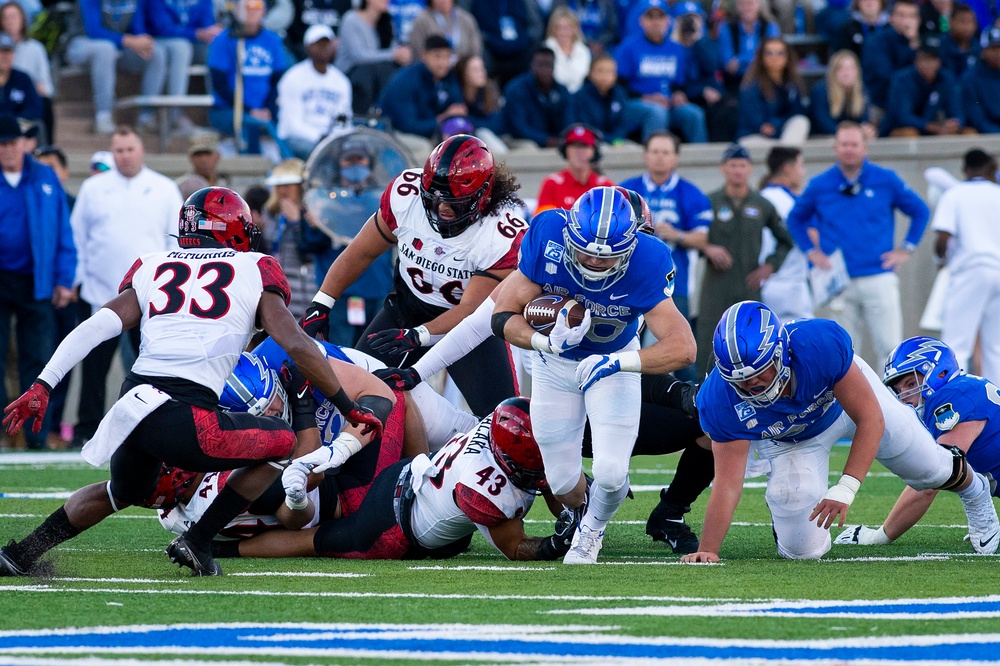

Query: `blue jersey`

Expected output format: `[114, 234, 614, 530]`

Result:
[697, 318, 853, 443]
[518, 208, 675, 361]
[921, 374, 1000, 489]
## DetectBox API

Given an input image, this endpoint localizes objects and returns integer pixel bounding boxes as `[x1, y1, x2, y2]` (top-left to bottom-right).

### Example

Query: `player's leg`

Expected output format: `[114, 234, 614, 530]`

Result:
[940, 268, 984, 374]
[446, 336, 519, 417]
[336, 390, 408, 516]
[530, 353, 588, 507]
[646, 437, 714, 553]
[408, 382, 479, 452]
[971, 268, 1000, 382]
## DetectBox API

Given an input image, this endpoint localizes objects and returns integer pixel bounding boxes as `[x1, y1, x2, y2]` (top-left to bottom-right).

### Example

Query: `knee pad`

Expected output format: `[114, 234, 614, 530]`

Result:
[547, 462, 583, 496]
[936, 445, 971, 491]
[590, 457, 629, 493]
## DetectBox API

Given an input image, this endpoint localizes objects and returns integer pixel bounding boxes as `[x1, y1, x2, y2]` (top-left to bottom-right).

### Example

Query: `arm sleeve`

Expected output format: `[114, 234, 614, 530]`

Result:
[54, 179, 76, 289]
[258, 256, 292, 305]
[37, 308, 124, 388]
[455, 482, 508, 527]
[412, 296, 495, 379]
[79, 0, 125, 46]
[736, 85, 764, 139]
[886, 72, 926, 132]
[891, 173, 930, 247]
[810, 82, 837, 135]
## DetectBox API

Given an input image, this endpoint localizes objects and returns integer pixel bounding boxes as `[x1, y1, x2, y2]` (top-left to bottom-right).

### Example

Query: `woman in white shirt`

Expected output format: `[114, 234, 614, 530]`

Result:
[1, 2, 52, 140]
[543, 7, 590, 94]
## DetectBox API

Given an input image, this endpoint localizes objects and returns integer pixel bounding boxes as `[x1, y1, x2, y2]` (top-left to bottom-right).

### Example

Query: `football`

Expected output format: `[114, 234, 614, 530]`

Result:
[523, 293, 586, 334]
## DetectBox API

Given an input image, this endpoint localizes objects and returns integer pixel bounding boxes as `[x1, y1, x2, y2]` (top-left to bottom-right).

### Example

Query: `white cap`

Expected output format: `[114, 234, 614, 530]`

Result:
[304, 24, 335, 47]
[89, 151, 114, 173]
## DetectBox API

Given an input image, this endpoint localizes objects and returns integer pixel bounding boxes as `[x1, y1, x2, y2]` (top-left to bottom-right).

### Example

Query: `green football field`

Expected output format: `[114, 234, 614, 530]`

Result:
[1, 448, 998, 665]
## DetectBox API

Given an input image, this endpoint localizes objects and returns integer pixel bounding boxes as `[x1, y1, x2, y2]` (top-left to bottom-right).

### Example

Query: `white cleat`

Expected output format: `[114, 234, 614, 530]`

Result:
[961, 473, 1000, 555]
[563, 525, 604, 565]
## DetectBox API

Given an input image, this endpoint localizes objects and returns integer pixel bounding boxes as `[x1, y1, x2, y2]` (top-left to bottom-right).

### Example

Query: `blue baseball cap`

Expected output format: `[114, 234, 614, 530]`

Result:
[721, 143, 751, 162]
[673, 1, 705, 18]
[639, 0, 669, 16]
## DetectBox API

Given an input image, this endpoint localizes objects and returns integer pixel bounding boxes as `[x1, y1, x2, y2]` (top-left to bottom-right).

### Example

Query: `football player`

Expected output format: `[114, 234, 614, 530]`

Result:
[0, 187, 382, 577]
[300, 134, 526, 417]
[837, 337, 1000, 548]
[211, 397, 575, 561]
[492, 186, 697, 564]
[682, 301, 1000, 563]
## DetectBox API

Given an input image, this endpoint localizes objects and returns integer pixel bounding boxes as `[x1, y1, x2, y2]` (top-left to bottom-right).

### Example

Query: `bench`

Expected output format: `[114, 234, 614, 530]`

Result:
[114, 94, 214, 152]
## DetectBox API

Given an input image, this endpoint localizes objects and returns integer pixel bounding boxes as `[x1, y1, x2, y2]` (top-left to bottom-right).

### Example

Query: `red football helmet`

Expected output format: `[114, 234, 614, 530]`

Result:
[615, 186, 653, 235]
[420, 134, 494, 239]
[140, 465, 200, 510]
[489, 397, 547, 493]
[178, 186, 261, 252]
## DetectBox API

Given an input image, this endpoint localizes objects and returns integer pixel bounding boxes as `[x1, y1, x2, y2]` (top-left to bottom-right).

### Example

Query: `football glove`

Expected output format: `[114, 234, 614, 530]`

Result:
[3, 381, 51, 436]
[834, 525, 892, 546]
[326, 389, 383, 439]
[300, 300, 331, 341]
[546, 307, 591, 354]
[373, 366, 422, 391]
[281, 462, 311, 511]
[367, 326, 428, 356]
[575, 350, 641, 391]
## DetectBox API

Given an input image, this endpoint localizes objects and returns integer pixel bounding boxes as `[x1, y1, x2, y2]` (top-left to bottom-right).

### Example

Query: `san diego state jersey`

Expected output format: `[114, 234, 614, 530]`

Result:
[697, 318, 853, 443]
[381, 168, 526, 321]
[920, 374, 1000, 484]
[518, 208, 675, 361]
[408, 417, 536, 550]
[123, 248, 291, 398]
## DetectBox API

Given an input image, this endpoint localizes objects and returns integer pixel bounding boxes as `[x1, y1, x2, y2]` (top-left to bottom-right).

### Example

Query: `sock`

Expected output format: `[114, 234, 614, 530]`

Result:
[185, 485, 250, 547]
[957, 472, 988, 500]
[7, 506, 80, 568]
[581, 478, 630, 533]
[211, 540, 242, 559]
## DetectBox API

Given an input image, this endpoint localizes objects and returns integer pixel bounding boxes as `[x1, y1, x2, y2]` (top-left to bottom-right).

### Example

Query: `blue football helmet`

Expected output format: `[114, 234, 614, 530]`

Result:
[220, 352, 291, 425]
[713, 301, 791, 407]
[563, 186, 638, 290]
[883, 336, 960, 414]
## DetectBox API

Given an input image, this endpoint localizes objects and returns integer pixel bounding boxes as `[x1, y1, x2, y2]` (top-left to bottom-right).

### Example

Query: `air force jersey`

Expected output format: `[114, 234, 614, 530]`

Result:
[518, 208, 675, 361]
[698, 319, 853, 443]
[381, 168, 525, 320]
[920, 374, 1000, 485]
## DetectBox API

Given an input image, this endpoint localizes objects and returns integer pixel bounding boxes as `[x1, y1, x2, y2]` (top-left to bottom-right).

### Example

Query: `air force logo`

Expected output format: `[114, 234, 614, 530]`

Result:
[933, 403, 960, 431]
[543, 240, 564, 262]
[735, 401, 756, 421]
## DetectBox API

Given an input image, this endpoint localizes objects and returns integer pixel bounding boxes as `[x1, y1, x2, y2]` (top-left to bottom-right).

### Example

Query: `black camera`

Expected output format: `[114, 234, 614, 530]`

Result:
[679, 15, 698, 35]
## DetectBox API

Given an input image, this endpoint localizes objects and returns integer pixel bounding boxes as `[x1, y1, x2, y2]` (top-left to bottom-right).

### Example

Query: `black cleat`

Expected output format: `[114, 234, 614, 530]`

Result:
[166, 535, 222, 576]
[646, 492, 700, 554]
[0, 541, 28, 577]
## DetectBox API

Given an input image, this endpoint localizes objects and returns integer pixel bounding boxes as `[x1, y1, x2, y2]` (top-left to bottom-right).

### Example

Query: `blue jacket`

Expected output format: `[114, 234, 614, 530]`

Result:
[146, 0, 216, 40]
[1, 69, 42, 120]
[961, 60, 1000, 133]
[471, 0, 534, 57]
[809, 79, 871, 135]
[378, 62, 463, 138]
[716, 19, 780, 86]
[208, 28, 288, 112]
[736, 80, 807, 138]
[681, 38, 723, 101]
[615, 33, 689, 96]
[501, 73, 570, 146]
[861, 26, 915, 107]
[786, 160, 929, 278]
[9, 157, 75, 300]
[568, 79, 628, 142]
[79, 0, 146, 46]
[882, 66, 962, 134]
[940, 34, 980, 80]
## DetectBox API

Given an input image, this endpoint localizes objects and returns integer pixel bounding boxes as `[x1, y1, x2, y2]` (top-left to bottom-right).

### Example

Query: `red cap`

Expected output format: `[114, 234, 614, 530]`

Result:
[565, 125, 597, 147]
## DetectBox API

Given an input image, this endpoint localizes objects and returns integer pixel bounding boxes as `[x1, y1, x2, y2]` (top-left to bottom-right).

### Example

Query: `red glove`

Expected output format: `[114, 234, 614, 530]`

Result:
[346, 405, 383, 440]
[3, 381, 51, 436]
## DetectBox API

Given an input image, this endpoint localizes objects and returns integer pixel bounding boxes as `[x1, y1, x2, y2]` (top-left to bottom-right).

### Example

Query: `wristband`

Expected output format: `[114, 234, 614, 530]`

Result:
[824, 474, 861, 506]
[413, 325, 431, 347]
[530, 332, 554, 354]
[284, 495, 309, 511]
[902, 242, 918, 254]
[617, 350, 642, 373]
[312, 290, 336, 309]
[328, 387, 355, 416]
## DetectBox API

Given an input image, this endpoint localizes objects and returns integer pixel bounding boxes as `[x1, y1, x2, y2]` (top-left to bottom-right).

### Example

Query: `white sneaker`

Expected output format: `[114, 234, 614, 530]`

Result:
[961, 473, 1000, 554]
[93, 114, 116, 135]
[563, 525, 604, 565]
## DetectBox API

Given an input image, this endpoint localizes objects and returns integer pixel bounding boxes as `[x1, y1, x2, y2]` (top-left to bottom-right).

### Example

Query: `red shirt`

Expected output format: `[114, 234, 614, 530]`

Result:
[535, 169, 615, 214]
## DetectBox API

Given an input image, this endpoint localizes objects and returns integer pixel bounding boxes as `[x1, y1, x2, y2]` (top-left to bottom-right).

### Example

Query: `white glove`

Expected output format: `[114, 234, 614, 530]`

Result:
[282, 462, 310, 511]
[293, 432, 364, 474]
[533, 306, 591, 355]
[834, 525, 892, 546]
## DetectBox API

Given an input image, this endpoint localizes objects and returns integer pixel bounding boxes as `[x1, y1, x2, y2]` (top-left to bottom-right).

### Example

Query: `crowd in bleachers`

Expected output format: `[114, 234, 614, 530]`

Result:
[2, 0, 1000, 156]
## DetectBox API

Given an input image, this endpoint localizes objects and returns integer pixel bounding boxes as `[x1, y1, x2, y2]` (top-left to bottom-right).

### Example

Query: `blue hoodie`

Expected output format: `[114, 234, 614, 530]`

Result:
[145, 0, 216, 40]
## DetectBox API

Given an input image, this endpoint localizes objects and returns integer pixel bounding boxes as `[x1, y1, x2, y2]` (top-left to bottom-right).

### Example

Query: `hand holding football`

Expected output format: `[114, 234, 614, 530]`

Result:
[523, 294, 586, 333]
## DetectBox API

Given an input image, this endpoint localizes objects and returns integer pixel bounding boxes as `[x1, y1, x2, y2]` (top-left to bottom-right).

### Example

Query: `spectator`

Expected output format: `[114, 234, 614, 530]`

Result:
[65, 0, 167, 135]
[0, 33, 39, 124]
[408, 0, 482, 63]
[287, 0, 354, 60]
[618, 131, 712, 323]
[535, 123, 613, 212]
[815, 0, 854, 46]
[208, 0, 291, 158]
[0, 116, 74, 450]
[544, 7, 590, 93]
[244, 183, 274, 251]
[456, 54, 502, 131]
[471, 0, 536, 87]
[175, 135, 231, 199]
[379, 35, 465, 139]
[335, 0, 412, 115]
[389, 0, 425, 45]
[882, 37, 968, 136]
[551, 0, 618, 55]
[671, 3, 735, 142]
[716, 0, 780, 93]
[615, 0, 708, 143]
[695, 142, 790, 375]
[737, 37, 810, 145]
[810, 49, 876, 137]
[69, 126, 182, 450]
[1, 2, 51, 141]
[264, 158, 315, 318]
[569, 54, 649, 143]
[786, 122, 929, 366]
[862, 0, 920, 111]
[277, 24, 353, 159]
[146, 0, 224, 135]
[921, 0, 953, 34]
[960, 26, 1000, 133]
[940, 3, 980, 79]
[501, 46, 570, 148]
[837, 0, 888, 57]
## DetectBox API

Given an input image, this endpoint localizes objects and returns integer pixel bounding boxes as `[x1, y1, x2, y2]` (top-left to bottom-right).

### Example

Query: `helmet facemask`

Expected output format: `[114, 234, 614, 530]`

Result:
[722, 346, 791, 407]
[221, 353, 292, 426]
[421, 184, 487, 239]
[563, 187, 638, 290]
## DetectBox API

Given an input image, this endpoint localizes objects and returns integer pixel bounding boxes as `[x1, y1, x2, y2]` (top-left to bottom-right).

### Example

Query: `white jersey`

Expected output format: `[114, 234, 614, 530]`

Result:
[381, 168, 525, 311]
[408, 417, 536, 549]
[157, 471, 321, 539]
[931, 179, 1000, 274]
[276, 59, 352, 144]
[124, 247, 291, 397]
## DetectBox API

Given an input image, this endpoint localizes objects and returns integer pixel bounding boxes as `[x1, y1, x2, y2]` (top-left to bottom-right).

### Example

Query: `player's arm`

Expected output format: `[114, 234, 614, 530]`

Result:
[315, 210, 396, 302]
[934, 230, 952, 262]
[810, 361, 884, 530]
[491, 269, 544, 350]
[681, 438, 751, 563]
[485, 517, 571, 561]
[636, 297, 697, 375]
[422, 269, 513, 337]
